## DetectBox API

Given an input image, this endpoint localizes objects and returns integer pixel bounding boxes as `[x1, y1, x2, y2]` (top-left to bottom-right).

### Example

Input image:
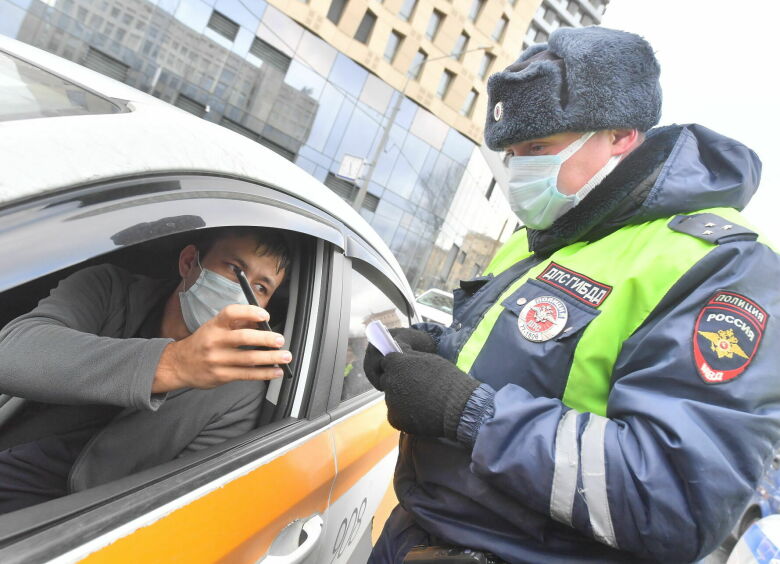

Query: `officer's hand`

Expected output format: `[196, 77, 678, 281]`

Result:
[153, 304, 292, 393]
[363, 328, 437, 391]
[379, 350, 479, 439]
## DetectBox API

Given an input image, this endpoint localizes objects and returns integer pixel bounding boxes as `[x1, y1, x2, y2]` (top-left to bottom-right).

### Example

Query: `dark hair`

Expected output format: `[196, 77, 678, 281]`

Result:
[194, 227, 291, 273]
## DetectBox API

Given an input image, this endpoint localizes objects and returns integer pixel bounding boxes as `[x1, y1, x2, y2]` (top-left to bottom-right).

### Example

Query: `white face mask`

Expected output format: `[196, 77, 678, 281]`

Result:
[178, 253, 248, 333]
[506, 131, 622, 230]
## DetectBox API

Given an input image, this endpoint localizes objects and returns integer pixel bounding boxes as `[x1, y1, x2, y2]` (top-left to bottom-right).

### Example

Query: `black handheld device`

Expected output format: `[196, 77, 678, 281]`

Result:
[231, 265, 293, 379]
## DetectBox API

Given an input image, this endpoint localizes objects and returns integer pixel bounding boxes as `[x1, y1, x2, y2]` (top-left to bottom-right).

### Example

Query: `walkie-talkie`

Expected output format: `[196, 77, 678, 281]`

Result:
[231, 265, 293, 379]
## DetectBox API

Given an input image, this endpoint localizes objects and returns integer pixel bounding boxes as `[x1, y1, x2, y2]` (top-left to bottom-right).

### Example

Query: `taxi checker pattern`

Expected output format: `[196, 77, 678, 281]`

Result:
[694, 291, 768, 383]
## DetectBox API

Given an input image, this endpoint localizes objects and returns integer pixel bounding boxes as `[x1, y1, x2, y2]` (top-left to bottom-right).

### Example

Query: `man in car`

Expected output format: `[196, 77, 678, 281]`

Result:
[0, 226, 291, 513]
[365, 27, 780, 562]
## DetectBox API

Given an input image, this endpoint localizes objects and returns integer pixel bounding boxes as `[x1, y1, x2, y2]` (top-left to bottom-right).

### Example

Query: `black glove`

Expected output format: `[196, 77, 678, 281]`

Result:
[379, 350, 479, 440]
[363, 328, 436, 391]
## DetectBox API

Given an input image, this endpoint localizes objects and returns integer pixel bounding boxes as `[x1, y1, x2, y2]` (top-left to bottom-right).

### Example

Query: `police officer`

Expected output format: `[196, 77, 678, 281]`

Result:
[365, 26, 780, 563]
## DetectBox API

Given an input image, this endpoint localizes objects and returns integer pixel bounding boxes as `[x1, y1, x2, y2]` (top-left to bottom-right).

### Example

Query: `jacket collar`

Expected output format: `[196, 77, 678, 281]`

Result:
[526, 125, 682, 256]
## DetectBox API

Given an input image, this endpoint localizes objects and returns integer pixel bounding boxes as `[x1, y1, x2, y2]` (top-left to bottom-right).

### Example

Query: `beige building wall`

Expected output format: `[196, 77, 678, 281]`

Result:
[266, 0, 542, 144]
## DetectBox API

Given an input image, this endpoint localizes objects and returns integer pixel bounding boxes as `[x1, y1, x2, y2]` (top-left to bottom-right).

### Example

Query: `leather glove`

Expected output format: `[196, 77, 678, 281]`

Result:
[379, 350, 479, 440]
[363, 328, 436, 391]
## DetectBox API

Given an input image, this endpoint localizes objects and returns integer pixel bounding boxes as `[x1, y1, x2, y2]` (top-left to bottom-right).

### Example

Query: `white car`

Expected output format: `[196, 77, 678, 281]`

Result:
[414, 288, 454, 326]
[0, 35, 413, 563]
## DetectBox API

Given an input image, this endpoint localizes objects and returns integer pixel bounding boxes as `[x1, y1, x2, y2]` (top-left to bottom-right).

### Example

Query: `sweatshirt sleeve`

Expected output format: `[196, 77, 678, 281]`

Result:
[0, 264, 172, 410]
[458, 242, 780, 562]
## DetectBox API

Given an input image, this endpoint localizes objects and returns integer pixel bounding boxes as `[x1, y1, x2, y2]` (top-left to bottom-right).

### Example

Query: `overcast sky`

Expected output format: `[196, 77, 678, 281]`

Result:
[601, 0, 780, 242]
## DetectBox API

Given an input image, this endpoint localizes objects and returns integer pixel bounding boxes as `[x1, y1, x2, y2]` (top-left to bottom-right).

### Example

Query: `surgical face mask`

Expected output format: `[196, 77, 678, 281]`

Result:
[506, 132, 622, 230]
[179, 253, 248, 333]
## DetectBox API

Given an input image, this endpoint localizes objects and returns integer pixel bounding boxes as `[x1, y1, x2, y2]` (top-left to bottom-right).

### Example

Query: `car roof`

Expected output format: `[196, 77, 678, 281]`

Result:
[0, 35, 410, 295]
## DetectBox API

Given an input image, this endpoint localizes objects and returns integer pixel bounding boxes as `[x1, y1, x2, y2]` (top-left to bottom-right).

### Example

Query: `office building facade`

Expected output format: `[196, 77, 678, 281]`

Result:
[0, 0, 605, 294]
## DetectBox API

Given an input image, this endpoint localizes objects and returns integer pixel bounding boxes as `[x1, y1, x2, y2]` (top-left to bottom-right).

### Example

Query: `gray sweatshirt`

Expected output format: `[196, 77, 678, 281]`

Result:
[0, 264, 265, 491]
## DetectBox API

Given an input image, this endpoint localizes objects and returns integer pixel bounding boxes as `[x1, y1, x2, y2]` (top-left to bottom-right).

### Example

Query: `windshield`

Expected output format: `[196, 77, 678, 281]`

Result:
[416, 290, 453, 314]
[0, 50, 121, 122]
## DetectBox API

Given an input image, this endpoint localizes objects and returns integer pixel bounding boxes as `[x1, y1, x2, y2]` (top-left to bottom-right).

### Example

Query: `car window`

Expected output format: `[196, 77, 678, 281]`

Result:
[341, 267, 410, 402]
[0, 50, 122, 121]
[0, 224, 326, 522]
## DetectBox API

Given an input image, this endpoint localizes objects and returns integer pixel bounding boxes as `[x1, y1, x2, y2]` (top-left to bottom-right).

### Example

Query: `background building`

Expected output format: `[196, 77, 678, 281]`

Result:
[1, 0, 607, 295]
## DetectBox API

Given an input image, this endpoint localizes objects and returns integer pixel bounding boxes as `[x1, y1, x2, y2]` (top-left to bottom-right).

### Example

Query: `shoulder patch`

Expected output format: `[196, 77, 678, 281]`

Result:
[693, 290, 768, 384]
[536, 262, 612, 307]
[668, 213, 757, 244]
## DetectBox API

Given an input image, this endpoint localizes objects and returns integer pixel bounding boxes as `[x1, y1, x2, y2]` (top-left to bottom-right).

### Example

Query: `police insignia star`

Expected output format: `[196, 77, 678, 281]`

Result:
[693, 291, 768, 384]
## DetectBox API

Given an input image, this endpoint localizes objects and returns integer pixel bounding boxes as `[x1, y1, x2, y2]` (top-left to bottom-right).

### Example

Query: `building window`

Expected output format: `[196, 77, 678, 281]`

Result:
[426, 9, 444, 40]
[437, 69, 455, 99]
[257, 135, 296, 161]
[354, 10, 377, 44]
[327, 0, 348, 24]
[452, 32, 469, 60]
[492, 15, 509, 41]
[460, 88, 478, 117]
[486, 178, 496, 199]
[219, 117, 259, 140]
[250, 37, 292, 72]
[398, 0, 417, 21]
[207, 10, 239, 41]
[408, 49, 427, 78]
[581, 14, 595, 26]
[82, 47, 129, 82]
[324, 173, 379, 211]
[468, 0, 485, 22]
[525, 23, 537, 44]
[477, 52, 495, 79]
[384, 30, 404, 63]
[174, 93, 207, 117]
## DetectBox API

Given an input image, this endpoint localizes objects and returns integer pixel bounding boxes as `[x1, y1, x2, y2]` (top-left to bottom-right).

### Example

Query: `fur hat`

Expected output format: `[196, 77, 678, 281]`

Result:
[484, 26, 662, 150]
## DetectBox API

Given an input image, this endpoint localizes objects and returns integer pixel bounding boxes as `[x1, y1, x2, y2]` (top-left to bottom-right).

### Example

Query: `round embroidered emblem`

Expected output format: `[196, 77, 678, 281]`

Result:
[493, 101, 503, 122]
[517, 296, 568, 342]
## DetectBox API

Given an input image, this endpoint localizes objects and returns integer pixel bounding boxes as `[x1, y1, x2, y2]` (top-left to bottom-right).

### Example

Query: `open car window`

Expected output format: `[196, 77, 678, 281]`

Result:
[0, 175, 346, 557]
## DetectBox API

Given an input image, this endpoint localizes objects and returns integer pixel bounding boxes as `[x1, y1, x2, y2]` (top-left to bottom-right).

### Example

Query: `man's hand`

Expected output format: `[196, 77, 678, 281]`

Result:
[153, 304, 291, 393]
[363, 328, 436, 390]
[378, 350, 479, 440]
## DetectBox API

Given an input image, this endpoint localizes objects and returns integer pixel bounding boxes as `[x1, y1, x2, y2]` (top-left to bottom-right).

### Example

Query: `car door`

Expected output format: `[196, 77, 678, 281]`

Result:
[0, 174, 353, 563]
[315, 237, 415, 564]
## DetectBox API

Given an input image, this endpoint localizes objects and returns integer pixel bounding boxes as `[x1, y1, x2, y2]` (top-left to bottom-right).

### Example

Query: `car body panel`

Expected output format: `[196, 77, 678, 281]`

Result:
[0, 35, 409, 563]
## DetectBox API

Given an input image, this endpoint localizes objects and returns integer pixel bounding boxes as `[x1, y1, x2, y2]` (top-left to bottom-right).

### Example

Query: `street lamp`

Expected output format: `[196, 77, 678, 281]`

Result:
[352, 45, 493, 211]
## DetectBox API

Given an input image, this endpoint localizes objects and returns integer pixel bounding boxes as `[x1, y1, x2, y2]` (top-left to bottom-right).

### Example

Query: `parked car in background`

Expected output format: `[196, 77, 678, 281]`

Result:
[0, 35, 413, 563]
[414, 288, 454, 326]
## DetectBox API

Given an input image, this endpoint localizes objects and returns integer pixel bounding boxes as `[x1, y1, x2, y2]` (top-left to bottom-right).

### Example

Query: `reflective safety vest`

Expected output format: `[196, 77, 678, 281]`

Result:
[455, 207, 758, 416]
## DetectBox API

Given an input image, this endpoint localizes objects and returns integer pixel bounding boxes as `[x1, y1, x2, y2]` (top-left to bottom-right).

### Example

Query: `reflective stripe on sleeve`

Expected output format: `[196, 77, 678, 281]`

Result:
[549, 409, 580, 526]
[581, 413, 618, 548]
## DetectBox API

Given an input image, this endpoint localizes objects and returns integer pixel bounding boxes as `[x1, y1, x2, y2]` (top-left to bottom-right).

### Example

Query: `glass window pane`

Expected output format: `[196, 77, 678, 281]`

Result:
[425, 9, 443, 39]
[477, 52, 495, 79]
[327, 0, 348, 24]
[460, 89, 477, 117]
[408, 49, 427, 79]
[0, 51, 121, 122]
[437, 69, 454, 98]
[468, 0, 484, 22]
[384, 30, 403, 63]
[492, 15, 508, 41]
[354, 10, 377, 44]
[452, 32, 468, 60]
[398, 0, 416, 21]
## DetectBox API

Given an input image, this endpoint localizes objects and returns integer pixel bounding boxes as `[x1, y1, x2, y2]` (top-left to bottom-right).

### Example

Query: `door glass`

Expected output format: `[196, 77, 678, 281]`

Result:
[342, 268, 409, 401]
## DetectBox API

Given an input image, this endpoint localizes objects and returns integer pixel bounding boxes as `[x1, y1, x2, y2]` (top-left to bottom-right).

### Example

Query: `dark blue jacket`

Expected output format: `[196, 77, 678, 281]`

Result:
[377, 125, 780, 564]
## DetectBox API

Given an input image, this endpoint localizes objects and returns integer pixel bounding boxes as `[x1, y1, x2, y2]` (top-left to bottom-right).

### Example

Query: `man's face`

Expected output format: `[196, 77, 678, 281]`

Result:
[181, 234, 286, 308]
[504, 130, 618, 196]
